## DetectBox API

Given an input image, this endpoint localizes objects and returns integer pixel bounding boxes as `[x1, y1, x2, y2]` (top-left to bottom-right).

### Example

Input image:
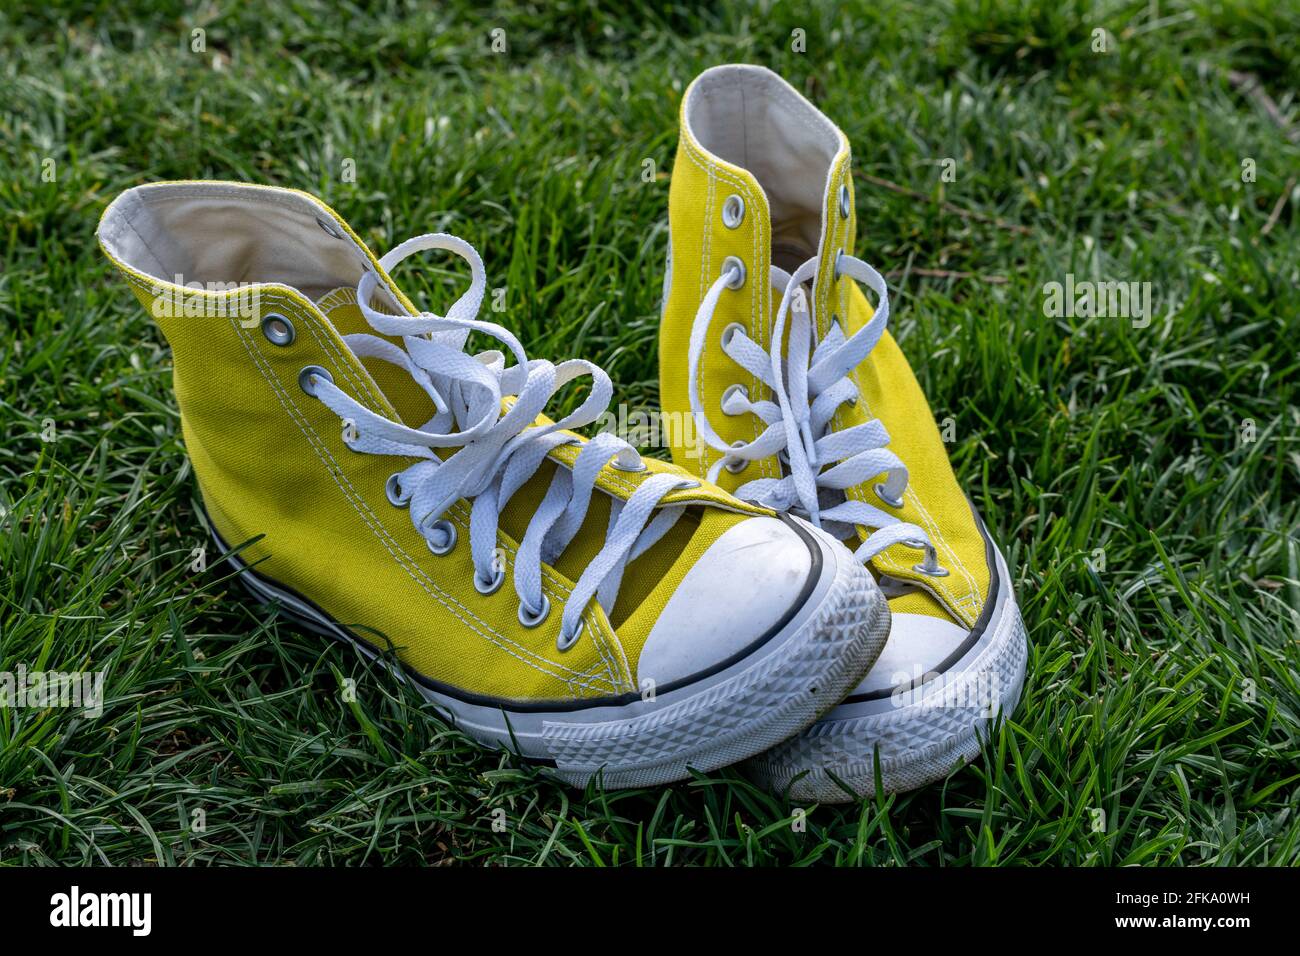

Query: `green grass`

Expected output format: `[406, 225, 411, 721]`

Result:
[2, 0, 1298, 866]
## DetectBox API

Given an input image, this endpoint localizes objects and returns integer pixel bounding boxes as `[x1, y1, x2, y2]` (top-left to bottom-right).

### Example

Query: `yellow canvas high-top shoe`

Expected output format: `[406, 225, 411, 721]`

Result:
[98, 181, 891, 789]
[658, 66, 1028, 801]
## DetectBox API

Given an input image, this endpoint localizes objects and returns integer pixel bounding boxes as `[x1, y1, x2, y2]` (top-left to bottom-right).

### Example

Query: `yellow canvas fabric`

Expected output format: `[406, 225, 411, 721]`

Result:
[658, 72, 989, 628]
[313, 288, 752, 655]
[101, 181, 770, 702]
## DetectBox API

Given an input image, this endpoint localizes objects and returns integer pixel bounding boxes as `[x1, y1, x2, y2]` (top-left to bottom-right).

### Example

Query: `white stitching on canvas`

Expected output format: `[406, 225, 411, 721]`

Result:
[680, 133, 776, 481]
[310, 296, 629, 688]
[222, 291, 624, 695]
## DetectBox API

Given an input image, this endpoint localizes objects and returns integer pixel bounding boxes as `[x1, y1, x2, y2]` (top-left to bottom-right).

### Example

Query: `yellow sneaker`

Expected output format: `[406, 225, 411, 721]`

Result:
[98, 180, 890, 789]
[658, 66, 1028, 801]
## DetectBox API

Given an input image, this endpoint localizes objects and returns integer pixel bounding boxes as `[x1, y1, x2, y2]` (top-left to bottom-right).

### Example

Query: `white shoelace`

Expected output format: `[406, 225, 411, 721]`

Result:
[305, 234, 696, 649]
[687, 252, 946, 575]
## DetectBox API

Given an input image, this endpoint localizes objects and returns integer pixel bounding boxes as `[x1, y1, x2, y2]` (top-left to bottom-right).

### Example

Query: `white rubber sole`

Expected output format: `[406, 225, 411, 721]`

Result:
[213, 515, 891, 790]
[744, 543, 1028, 803]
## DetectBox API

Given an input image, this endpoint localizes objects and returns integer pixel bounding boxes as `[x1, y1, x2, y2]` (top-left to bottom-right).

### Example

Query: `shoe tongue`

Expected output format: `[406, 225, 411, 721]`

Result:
[315, 285, 443, 429]
[887, 587, 961, 629]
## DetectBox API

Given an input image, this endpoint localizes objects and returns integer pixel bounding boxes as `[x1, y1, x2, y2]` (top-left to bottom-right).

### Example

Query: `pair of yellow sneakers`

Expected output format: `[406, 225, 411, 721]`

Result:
[97, 65, 1026, 801]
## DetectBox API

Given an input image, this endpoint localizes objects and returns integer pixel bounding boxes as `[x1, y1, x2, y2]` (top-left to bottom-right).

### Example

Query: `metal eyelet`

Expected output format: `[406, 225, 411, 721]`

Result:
[724, 440, 747, 474]
[833, 248, 846, 280]
[424, 518, 457, 556]
[838, 183, 852, 219]
[721, 322, 746, 348]
[721, 383, 748, 414]
[610, 455, 647, 473]
[557, 619, 585, 652]
[474, 565, 506, 595]
[315, 216, 346, 239]
[261, 313, 295, 346]
[874, 482, 903, 508]
[298, 365, 332, 397]
[721, 194, 745, 229]
[909, 541, 949, 578]
[518, 594, 551, 628]
[721, 256, 746, 290]
[385, 473, 409, 508]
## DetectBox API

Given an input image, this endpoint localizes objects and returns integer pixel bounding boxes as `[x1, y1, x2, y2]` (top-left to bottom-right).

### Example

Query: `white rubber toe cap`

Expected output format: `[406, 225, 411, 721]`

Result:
[851, 611, 970, 696]
[636, 517, 813, 687]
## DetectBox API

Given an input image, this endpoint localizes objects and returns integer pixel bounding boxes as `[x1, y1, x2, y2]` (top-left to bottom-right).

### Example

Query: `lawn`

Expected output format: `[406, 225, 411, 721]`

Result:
[1, 0, 1297, 866]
